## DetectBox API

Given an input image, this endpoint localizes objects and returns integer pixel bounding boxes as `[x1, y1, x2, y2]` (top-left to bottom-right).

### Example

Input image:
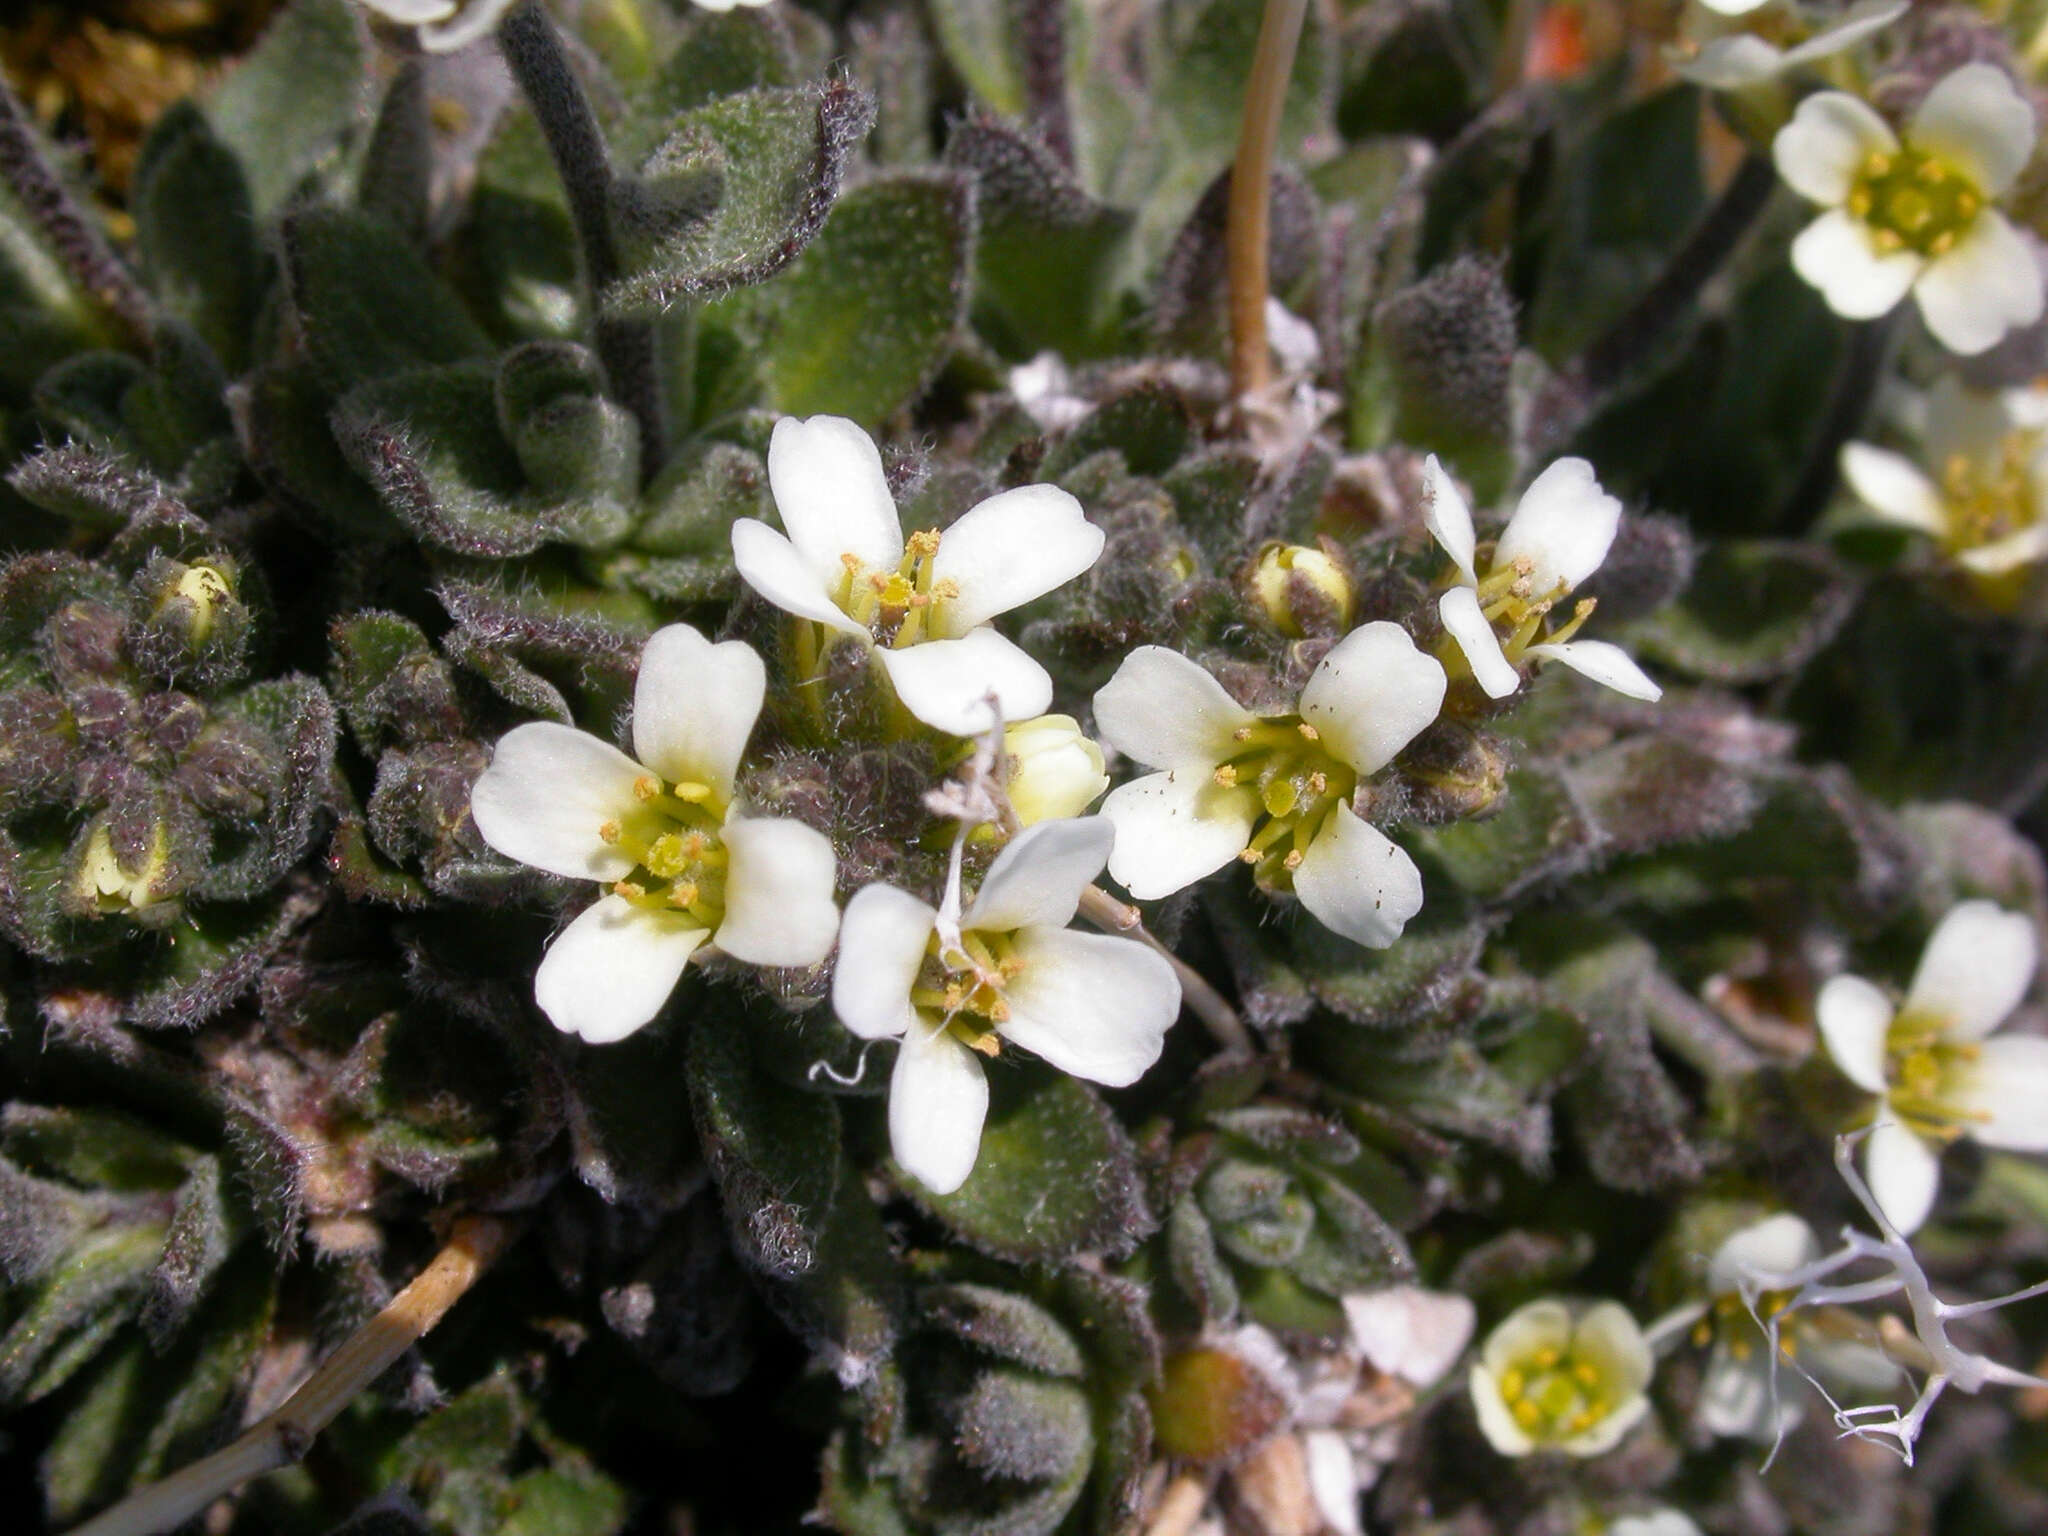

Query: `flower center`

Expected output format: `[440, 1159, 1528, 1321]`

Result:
[1495, 1343, 1617, 1442]
[1882, 1011, 1987, 1141]
[598, 773, 729, 928]
[1846, 149, 1985, 258]
[1939, 437, 2042, 554]
[833, 529, 962, 649]
[74, 821, 169, 915]
[1692, 1289, 1803, 1362]
[1437, 552, 1600, 682]
[1215, 717, 1358, 891]
[910, 927, 1025, 1055]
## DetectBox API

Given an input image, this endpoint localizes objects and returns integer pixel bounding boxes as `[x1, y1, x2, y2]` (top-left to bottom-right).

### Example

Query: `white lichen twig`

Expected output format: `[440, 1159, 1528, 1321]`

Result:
[1735, 1130, 2048, 1468]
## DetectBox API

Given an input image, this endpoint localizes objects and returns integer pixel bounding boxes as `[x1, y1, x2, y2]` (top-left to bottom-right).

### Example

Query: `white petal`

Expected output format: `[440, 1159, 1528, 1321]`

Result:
[1697, 1345, 1788, 1442]
[469, 722, 642, 882]
[416, 0, 516, 52]
[1302, 1430, 1363, 1536]
[767, 414, 903, 579]
[1956, 1034, 2048, 1150]
[1422, 455, 1478, 585]
[631, 624, 764, 799]
[714, 817, 841, 967]
[1494, 458, 1622, 594]
[1100, 771, 1262, 900]
[833, 884, 937, 1042]
[1343, 1288, 1476, 1388]
[874, 629, 1054, 738]
[1437, 587, 1520, 699]
[1694, 0, 1771, 13]
[731, 518, 871, 638]
[1480, 1300, 1574, 1376]
[1839, 443, 1948, 534]
[1904, 899, 2037, 1039]
[1864, 1118, 1942, 1234]
[1524, 639, 1663, 701]
[1774, 91, 1900, 206]
[1469, 1363, 1538, 1457]
[1611, 1514, 1707, 1536]
[1909, 63, 2037, 198]
[962, 817, 1112, 934]
[1574, 1301, 1654, 1395]
[1914, 212, 2045, 357]
[1791, 209, 1922, 320]
[1291, 803, 1425, 950]
[996, 927, 1180, 1086]
[1778, 1, 1911, 71]
[1671, 37, 1787, 92]
[1816, 974, 1894, 1093]
[361, 0, 458, 20]
[1957, 522, 2048, 574]
[929, 485, 1105, 635]
[890, 1025, 988, 1195]
[1298, 622, 1447, 774]
[1092, 647, 1256, 768]
[1708, 1214, 1821, 1295]
[533, 895, 707, 1043]
[1557, 1392, 1649, 1457]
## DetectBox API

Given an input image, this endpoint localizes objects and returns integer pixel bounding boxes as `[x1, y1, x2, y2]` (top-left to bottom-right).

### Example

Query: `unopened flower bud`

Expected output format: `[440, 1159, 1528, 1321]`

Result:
[1249, 542, 1354, 638]
[45, 600, 129, 689]
[1003, 715, 1109, 826]
[0, 689, 77, 814]
[69, 815, 173, 918]
[127, 555, 251, 687]
[1397, 720, 1511, 823]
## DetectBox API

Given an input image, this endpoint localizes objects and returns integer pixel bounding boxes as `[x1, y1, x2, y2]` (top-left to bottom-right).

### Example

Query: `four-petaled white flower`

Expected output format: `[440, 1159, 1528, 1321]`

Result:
[1817, 900, 2048, 1234]
[1469, 1298, 1654, 1458]
[1774, 64, 2045, 356]
[1681, 1213, 1894, 1440]
[357, 0, 767, 52]
[1423, 456, 1663, 702]
[470, 624, 840, 1044]
[1093, 624, 1446, 948]
[1842, 376, 2048, 576]
[731, 415, 1104, 737]
[831, 817, 1181, 1195]
[1670, 0, 1905, 93]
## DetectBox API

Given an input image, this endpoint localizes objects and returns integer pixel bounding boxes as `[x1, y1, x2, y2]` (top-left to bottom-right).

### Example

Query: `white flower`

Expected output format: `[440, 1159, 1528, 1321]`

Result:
[357, 0, 766, 49]
[731, 415, 1104, 737]
[1001, 715, 1109, 826]
[1687, 1214, 1894, 1440]
[1817, 900, 2048, 1234]
[1423, 456, 1663, 702]
[1609, 1513, 1705, 1536]
[1671, 0, 1906, 93]
[1841, 376, 2048, 575]
[831, 817, 1181, 1194]
[1469, 1299, 1655, 1457]
[1774, 65, 2045, 355]
[1092, 624, 1446, 947]
[470, 624, 840, 1043]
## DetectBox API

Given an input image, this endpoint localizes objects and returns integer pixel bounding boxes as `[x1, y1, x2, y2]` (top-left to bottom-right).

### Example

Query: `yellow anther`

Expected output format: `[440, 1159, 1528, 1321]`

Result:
[1237, 847, 1261, 864]
[868, 572, 891, 592]
[1282, 849, 1304, 870]
[1233, 725, 1255, 742]
[1306, 771, 1327, 796]
[1532, 1347, 1561, 1370]
[1511, 1399, 1543, 1432]
[1214, 765, 1240, 787]
[1296, 721, 1319, 741]
[1499, 1368, 1525, 1400]
[906, 528, 942, 559]
[932, 578, 961, 601]
[633, 775, 661, 802]
[1571, 1361, 1600, 1389]
[669, 882, 700, 908]
[613, 880, 646, 900]
[598, 820, 622, 844]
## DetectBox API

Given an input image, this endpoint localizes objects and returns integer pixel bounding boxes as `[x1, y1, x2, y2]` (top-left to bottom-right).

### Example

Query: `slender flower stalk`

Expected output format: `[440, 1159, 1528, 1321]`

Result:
[1227, 0, 1311, 399]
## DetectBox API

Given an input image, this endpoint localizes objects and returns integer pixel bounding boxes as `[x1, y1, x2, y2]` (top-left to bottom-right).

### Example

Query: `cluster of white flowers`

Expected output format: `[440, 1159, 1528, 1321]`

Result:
[470, 415, 1666, 1192]
[1774, 63, 2044, 356]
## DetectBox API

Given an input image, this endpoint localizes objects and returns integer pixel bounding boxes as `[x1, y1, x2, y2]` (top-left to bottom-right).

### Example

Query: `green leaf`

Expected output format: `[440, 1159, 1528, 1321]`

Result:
[1626, 539, 1859, 685]
[283, 208, 489, 392]
[0, 1220, 164, 1403]
[1410, 764, 1593, 901]
[950, 1368, 1095, 1484]
[687, 1003, 842, 1280]
[744, 172, 973, 426]
[921, 1284, 1088, 1378]
[499, 1467, 630, 1536]
[205, 0, 368, 217]
[912, 1068, 1153, 1263]
[605, 81, 875, 315]
[925, 0, 1027, 115]
[131, 104, 261, 370]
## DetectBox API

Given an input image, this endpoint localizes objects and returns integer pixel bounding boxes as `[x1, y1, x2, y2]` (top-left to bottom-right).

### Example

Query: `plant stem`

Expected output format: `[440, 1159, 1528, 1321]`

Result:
[67, 1215, 517, 1536]
[0, 76, 152, 346]
[497, 0, 665, 480]
[1227, 0, 1310, 400]
[1078, 884, 1252, 1053]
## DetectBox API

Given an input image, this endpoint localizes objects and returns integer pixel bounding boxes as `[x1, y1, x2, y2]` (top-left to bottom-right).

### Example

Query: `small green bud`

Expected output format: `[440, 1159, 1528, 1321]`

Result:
[1248, 541, 1354, 638]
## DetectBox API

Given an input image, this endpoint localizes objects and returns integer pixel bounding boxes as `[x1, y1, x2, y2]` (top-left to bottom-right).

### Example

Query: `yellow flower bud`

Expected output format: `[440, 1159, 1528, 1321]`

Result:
[1249, 542, 1354, 637]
